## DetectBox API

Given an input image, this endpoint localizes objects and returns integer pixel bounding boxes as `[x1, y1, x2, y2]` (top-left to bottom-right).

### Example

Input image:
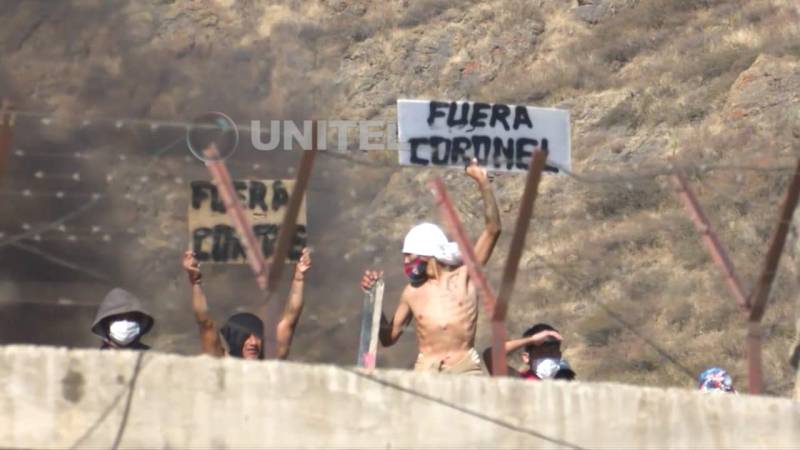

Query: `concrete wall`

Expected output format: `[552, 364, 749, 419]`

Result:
[0, 345, 798, 449]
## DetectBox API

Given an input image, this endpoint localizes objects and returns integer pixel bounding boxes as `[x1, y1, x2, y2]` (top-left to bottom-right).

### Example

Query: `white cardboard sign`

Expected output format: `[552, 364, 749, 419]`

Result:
[397, 99, 571, 173]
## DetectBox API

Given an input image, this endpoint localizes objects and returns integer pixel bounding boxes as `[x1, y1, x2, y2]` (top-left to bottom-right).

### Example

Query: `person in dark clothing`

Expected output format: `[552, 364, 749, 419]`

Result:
[91, 288, 154, 350]
[484, 323, 576, 380]
[182, 248, 311, 360]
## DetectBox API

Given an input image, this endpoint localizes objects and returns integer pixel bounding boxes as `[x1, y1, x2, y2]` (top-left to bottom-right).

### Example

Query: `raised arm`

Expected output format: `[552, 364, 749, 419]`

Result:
[182, 251, 224, 357]
[483, 330, 562, 375]
[465, 158, 501, 265]
[275, 248, 311, 360]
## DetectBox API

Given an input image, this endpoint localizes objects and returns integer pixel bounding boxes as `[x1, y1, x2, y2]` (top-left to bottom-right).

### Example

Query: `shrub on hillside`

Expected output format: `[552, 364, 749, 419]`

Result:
[579, 307, 623, 346]
[584, 178, 666, 219]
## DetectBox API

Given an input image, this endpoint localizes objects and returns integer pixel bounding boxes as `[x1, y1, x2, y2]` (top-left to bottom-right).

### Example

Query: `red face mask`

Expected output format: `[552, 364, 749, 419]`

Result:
[403, 257, 428, 283]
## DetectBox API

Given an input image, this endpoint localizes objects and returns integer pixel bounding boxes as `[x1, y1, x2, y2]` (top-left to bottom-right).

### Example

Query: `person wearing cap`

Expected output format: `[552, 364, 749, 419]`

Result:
[360, 158, 501, 375]
[697, 367, 736, 393]
[91, 288, 155, 350]
[181, 248, 311, 360]
[484, 323, 576, 380]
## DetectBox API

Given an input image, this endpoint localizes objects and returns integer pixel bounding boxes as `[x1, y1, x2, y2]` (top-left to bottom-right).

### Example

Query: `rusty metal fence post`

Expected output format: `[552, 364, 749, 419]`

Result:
[673, 159, 800, 395]
[430, 177, 505, 374]
[203, 145, 269, 290]
[0, 99, 14, 181]
[671, 171, 749, 311]
[267, 120, 318, 295]
[745, 157, 800, 393]
[493, 150, 548, 375]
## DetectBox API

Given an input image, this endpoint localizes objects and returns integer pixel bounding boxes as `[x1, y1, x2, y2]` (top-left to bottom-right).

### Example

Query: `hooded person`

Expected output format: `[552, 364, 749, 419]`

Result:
[360, 158, 502, 375]
[91, 288, 154, 350]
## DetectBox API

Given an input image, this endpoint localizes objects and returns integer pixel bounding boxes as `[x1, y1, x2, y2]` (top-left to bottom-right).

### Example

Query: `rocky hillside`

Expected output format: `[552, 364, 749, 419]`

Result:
[0, 0, 798, 395]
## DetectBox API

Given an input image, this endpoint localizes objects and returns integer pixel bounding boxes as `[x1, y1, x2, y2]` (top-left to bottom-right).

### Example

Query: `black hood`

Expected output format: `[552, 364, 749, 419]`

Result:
[220, 312, 264, 359]
[91, 288, 154, 340]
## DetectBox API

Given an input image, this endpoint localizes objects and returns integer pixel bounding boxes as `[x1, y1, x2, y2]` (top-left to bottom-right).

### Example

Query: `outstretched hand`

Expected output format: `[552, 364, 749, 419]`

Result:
[360, 269, 383, 292]
[465, 157, 490, 184]
[294, 248, 312, 280]
[182, 251, 202, 285]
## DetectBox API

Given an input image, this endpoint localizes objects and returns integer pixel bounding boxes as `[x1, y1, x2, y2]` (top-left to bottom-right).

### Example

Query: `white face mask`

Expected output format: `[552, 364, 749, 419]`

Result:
[533, 358, 561, 380]
[108, 320, 141, 346]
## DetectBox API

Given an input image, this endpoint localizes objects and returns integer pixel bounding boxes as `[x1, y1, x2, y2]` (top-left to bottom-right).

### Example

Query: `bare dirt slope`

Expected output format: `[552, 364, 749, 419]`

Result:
[0, 0, 798, 395]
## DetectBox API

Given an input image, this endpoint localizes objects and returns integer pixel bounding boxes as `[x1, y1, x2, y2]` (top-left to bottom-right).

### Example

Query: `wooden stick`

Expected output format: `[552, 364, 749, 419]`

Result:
[429, 177, 507, 376]
[203, 144, 268, 290]
[749, 157, 800, 322]
[671, 170, 749, 311]
[0, 99, 14, 181]
[267, 121, 317, 294]
[494, 149, 547, 322]
[746, 322, 764, 394]
[260, 122, 316, 358]
[357, 279, 385, 369]
[746, 157, 800, 394]
[368, 280, 384, 366]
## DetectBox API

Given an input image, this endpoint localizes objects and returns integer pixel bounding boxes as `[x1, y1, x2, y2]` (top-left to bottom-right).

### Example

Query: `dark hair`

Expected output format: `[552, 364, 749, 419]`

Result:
[555, 366, 576, 381]
[220, 313, 265, 359]
[522, 323, 559, 354]
[523, 323, 557, 337]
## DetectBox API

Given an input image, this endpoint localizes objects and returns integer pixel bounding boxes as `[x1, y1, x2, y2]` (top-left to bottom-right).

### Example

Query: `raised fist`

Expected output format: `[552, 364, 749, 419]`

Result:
[360, 269, 383, 292]
[294, 248, 312, 280]
[182, 250, 202, 285]
[465, 157, 489, 184]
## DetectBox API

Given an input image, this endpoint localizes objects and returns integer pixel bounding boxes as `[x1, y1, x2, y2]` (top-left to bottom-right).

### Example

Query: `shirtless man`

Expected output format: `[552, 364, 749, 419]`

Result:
[181, 248, 311, 360]
[360, 159, 501, 374]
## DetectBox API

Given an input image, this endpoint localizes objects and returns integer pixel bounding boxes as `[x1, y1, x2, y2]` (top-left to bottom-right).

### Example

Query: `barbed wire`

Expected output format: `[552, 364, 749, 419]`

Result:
[315, 150, 799, 186]
[0, 197, 103, 250]
[529, 252, 698, 381]
[0, 297, 100, 307]
[2, 136, 186, 261]
[2, 136, 793, 257]
[561, 161, 797, 185]
[10, 241, 112, 282]
[9, 108, 213, 133]
[0, 190, 104, 199]
[12, 149, 95, 159]
[7, 236, 119, 243]
[2, 109, 797, 393]
[5, 106, 798, 185]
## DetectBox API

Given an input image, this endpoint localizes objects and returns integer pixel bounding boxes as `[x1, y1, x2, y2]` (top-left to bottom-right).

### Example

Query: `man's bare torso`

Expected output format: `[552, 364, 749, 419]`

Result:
[405, 266, 478, 364]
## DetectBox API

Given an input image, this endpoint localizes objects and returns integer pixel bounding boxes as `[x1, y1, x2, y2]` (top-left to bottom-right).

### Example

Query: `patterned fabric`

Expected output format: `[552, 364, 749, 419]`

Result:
[698, 367, 735, 393]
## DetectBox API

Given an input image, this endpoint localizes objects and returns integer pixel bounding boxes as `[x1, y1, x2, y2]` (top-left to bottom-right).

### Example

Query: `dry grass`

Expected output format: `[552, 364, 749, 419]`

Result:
[507, 36, 799, 390]
[397, 0, 461, 28]
[3, 0, 798, 398]
[583, 178, 666, 219]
